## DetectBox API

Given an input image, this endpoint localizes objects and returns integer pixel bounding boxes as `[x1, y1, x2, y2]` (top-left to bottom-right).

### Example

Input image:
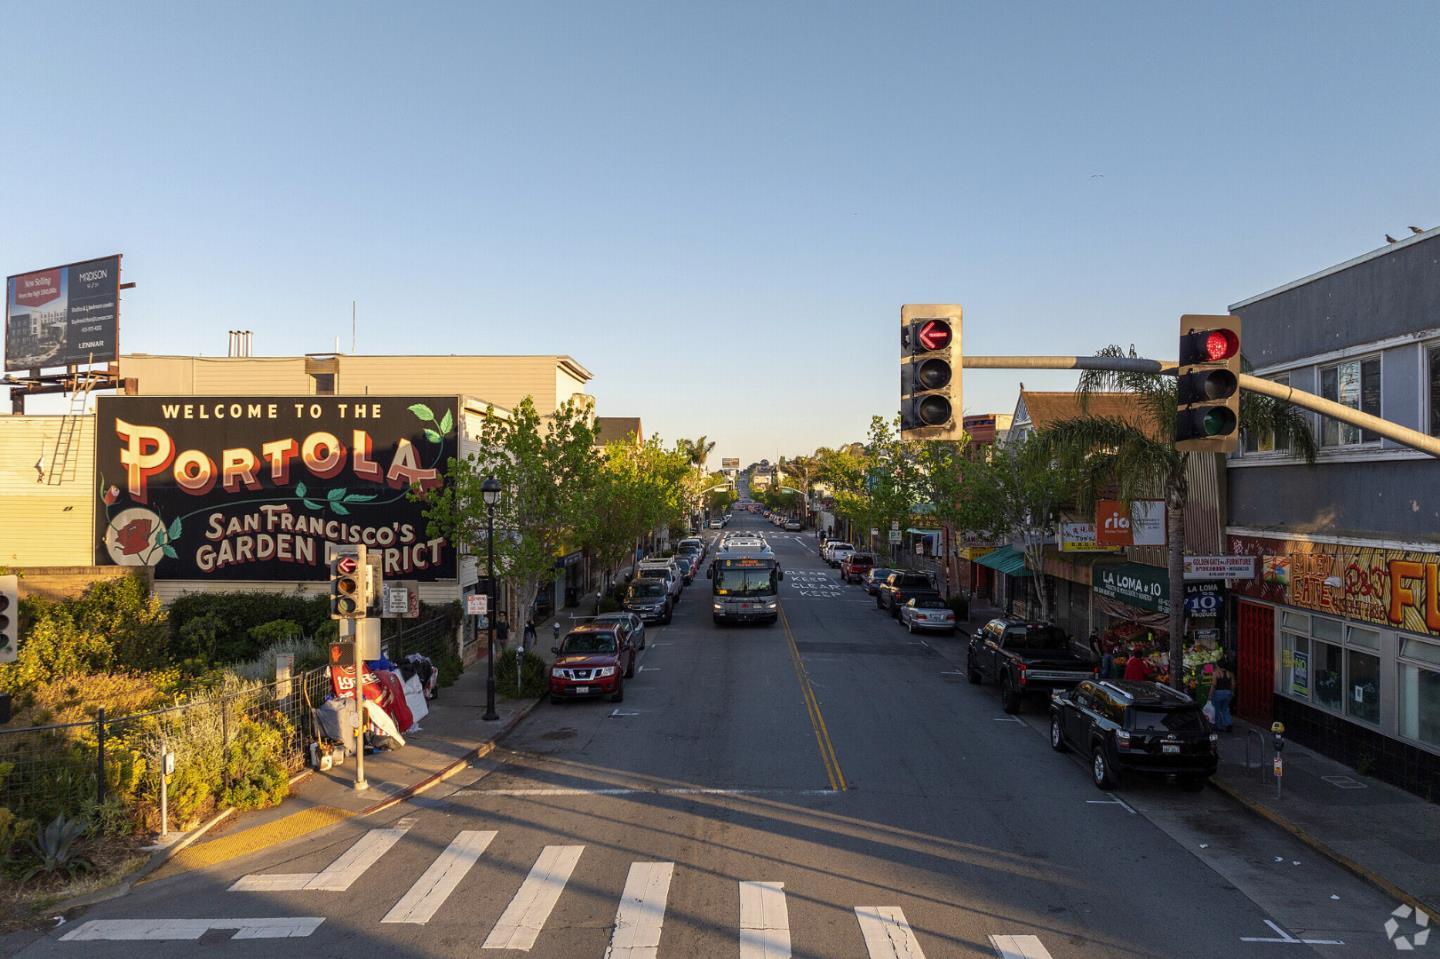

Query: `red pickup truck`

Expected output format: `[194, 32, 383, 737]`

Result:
[549, 623, 636, 704]
[840, 552, 875, 584]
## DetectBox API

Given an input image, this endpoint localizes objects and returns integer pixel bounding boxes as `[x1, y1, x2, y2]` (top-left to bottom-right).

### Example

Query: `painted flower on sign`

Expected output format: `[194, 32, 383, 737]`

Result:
[102, 484, 121, 505]
[115, 517, 154, 556]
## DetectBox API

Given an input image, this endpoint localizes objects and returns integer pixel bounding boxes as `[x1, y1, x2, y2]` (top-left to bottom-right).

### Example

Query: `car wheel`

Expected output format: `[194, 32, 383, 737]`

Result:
[1092, 746, 1117, 790]
[611, 679, 624, 703]
[966, 651, 981, 685]
[1050, 715, 1068, 752]
[1001, 676, 1021, 714]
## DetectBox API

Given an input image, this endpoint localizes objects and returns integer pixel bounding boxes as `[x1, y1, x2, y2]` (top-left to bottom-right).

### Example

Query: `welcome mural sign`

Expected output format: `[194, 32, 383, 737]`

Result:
[94, 396, 458, 581]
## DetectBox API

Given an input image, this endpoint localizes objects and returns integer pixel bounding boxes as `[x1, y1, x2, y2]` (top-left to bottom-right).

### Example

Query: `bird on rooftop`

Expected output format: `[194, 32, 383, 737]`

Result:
[1385, 234, 1399, 244]
[1409, 226, 1425, 235]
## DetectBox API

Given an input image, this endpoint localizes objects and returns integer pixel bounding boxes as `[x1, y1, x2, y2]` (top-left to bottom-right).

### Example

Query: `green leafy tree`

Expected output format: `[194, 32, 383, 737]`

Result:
[421, 397, 599, 621]
[1044, 345, 1317, 689]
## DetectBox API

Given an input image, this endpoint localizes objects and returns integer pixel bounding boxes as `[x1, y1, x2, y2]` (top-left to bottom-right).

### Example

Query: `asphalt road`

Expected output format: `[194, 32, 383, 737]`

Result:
[14, 514, 1409, 957]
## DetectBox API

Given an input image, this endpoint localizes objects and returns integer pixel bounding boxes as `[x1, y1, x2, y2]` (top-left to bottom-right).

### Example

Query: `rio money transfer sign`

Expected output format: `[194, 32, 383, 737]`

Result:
[94, 396, 458, 581]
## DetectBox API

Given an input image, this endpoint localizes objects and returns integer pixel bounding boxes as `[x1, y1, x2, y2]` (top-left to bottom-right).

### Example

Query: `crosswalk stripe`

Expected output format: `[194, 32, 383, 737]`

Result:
[855, 906, 927, 959]
[304, 826, 409, 891]
[60, 918, 324, 941]
[382, 830, 495, 924]
[604, 861, 675, 959]
[989, 934, 1055, 959]
[483, 845, 585, 950]
[738, 881, 790, 959]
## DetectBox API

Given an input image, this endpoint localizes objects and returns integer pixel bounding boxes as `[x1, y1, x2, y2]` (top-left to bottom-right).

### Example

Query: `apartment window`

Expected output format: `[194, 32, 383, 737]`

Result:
[1319, 357, 1380, 446]
[1428, 343, 1440, 437]
[1399, 637, 1440, 749]
[310, 373, 336, 395]
[1244, 374, 1292, 453]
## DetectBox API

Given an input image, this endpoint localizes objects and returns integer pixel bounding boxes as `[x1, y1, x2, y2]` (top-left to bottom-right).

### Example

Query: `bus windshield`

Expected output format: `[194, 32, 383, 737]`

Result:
[715, 568, 776, 597]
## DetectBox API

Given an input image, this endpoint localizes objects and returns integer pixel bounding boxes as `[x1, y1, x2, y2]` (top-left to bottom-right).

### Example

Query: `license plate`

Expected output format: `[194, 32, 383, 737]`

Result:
[574, 686, 589, 695]
[1162, 744, 1180, 754]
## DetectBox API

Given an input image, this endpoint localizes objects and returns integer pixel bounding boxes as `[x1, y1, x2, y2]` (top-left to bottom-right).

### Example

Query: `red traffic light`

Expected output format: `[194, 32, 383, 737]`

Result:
[1203, 329, 1239, 361]
[915, 319, 952, 352]
[336, 556, 358, 575]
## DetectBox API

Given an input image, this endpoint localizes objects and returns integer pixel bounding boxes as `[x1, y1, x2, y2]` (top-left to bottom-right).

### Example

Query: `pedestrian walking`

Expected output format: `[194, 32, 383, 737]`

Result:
[495, 611, 511, 649]
[1211, 665, 1235, 732]
[1123, 647, 1151, 682]
[523, 617, 537, 650]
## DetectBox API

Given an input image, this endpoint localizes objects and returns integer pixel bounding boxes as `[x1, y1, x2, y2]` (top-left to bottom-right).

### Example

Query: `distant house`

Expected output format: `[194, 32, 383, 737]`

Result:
[594, 416, 644, 448]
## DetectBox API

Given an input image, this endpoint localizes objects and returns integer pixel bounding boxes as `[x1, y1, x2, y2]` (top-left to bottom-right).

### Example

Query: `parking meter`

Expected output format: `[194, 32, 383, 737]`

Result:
[1271, 721, 1285, 753]
[552, 620, 561, 643]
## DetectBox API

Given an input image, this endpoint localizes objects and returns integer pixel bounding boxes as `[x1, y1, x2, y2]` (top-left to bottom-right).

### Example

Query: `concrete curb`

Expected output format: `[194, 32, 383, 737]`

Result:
[357, 693, 543, 817]
[1210, 775, 1440, 920]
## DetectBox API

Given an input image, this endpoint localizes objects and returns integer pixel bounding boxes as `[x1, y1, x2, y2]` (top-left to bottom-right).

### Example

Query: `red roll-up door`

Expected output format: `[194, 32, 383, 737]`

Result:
[1236, 600, 1275, 724]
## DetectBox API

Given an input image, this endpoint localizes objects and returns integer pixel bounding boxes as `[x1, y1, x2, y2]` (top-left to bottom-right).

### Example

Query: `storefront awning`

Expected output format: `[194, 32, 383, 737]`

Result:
[975, 544, 1031, 577]
[905, 527, 941, 536]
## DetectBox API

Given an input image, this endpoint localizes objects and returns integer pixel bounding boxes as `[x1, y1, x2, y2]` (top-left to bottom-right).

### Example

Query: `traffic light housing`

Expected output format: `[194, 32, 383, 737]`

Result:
[1174, 314, 1242, 453]
[0, 575, 16, 664]
[900, 303, 963, 441]
[329, 545, 367, 620]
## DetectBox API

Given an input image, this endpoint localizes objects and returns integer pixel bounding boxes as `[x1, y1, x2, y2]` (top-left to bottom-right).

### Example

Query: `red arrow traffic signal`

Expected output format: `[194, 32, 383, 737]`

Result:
[916, 319, 952, 351]
[337, 556, 358, 575]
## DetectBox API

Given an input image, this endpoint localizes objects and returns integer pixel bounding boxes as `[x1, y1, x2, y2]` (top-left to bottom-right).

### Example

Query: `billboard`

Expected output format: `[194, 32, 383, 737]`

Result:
[94, 395, 459, 581]
[5, 255, 121, 371]
[721, 457, 740, 469]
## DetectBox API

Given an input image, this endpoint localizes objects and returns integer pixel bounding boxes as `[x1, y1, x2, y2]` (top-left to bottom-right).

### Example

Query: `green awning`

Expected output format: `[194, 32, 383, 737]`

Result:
[975, 544, 1031, 577]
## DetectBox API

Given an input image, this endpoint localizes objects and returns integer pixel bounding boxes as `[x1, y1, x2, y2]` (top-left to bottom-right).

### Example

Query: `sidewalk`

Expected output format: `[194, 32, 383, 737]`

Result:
[143, 645, 548, 884]
[1212, 716, 1440, 917]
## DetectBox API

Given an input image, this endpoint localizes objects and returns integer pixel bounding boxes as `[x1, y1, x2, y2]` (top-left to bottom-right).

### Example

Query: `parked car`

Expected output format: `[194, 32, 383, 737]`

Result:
[825, 542, 855, 568]
[636, 564, 683, 604]
[549, 623, 637, 703]
[861, 567, 895, 595]
[709, 519, 724, 529]
[1050, 680, 1218, 790]
[593, 610, 647, 650]
[875, 571, 933, 615]
[784, 519, 802, 531]
[623, 580, 673, 624]
[898, 595, 956, 634]
[966, 618, 1094, 713]
[839, 552, 875, 583]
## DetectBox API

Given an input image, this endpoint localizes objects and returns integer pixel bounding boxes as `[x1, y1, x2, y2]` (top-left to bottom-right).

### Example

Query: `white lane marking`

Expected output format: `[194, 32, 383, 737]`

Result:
[61, 918, 324, 941]
[305, 826, 409, 890]
[1239, 919, 1344, 945]
[989, 934, 1056, 958]
[483, 845, 585, 950]
[478, 787, 838, 797]
[639, 666, 661, 671]
[1085, 797, 1138, 815]
[610, 709, 642, 717]
[739, 881, 791, 959]
[382, 830, 495, 924]
[992, 717, 1025, 724]
[604, 861, 674, 959]
[855, 907, 926, 958]
[229, 873, 314, 891]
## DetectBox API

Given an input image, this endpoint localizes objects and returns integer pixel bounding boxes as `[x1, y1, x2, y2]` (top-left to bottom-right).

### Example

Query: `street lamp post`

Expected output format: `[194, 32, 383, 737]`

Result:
[482, 477, 501, 721]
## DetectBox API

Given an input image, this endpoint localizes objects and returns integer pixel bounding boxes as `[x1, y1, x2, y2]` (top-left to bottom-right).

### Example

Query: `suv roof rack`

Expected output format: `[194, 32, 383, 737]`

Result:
[1097, 680, 1195, 705]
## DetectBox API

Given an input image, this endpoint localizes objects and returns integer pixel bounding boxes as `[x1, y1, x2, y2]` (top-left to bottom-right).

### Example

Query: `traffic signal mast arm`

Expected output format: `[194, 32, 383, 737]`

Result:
[960, 354, 1440, 459]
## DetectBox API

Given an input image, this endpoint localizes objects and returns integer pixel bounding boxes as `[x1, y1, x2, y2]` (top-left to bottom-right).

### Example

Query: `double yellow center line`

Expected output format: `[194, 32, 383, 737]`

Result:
[779, 605, 847, 791]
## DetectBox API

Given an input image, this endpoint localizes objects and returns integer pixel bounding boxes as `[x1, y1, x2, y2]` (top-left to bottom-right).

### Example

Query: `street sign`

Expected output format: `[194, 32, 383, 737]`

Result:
[914, 542, 924, 555]
[870, 528, 880, 538]
[384, 584, 410, 615]
[891, 520, 900, 530]
[466, 593, 488, 616]
[888, 530, 902, 544]
[1184, 555, 1258, 580]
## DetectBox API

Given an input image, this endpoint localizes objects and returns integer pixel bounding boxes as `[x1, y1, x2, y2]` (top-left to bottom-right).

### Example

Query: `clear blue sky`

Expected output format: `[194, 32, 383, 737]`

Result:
[3, 2, 1437, 464]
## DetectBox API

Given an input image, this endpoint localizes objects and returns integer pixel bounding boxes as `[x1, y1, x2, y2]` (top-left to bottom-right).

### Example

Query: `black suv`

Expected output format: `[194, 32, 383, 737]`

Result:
[875, 572, 934, 616]
[1049, 680, 1217, 791]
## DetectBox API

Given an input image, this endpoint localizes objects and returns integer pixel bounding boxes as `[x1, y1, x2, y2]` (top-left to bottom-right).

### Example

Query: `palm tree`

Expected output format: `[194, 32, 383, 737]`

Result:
[680, 436, 716, 472]
[1043, 345, 1316, 691]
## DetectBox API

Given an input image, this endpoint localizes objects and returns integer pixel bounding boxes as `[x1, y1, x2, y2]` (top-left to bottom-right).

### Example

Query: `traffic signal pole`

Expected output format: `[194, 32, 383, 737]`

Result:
[961, 354, 1440, 458]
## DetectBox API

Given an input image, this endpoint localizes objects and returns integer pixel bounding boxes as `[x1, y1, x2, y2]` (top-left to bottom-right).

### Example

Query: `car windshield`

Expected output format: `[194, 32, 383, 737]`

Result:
[1004, 625, 1069, 650]
[716, 569, 776, 596]
[629, 583, 666, 599]
[561, 633, 617, 655]
[1130, 707, 1205, 733]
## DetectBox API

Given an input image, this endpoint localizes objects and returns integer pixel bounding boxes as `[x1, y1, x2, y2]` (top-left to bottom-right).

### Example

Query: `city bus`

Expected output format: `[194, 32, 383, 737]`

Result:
[707, 548, 783, 625]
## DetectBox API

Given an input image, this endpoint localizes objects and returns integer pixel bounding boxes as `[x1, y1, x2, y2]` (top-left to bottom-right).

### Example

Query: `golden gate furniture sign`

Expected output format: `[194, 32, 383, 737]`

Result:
[1228, 534, 1440, 639]
[94, 396, 458, 581]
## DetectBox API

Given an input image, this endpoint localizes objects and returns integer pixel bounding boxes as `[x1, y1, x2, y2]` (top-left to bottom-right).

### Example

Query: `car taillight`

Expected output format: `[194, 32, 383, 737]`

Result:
[1016, 662, 1027, 687]
[1116, 730, 1132, 749]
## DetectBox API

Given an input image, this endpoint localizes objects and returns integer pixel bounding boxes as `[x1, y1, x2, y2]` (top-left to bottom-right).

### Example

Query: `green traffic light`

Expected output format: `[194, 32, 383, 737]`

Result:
[1203, 408, 1237, 435]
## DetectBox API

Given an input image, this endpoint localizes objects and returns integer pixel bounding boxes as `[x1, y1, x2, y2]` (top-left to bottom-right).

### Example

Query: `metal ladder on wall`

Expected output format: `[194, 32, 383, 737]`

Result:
[48, 372, 96, 486]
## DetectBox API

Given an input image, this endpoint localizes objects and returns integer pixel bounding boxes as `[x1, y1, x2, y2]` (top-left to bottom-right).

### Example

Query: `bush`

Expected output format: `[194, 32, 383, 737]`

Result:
[494, 651, 548, 699]
[167, 592, 330, 664]
[221, 716, 291, 811]
[598, 597, 622, 614]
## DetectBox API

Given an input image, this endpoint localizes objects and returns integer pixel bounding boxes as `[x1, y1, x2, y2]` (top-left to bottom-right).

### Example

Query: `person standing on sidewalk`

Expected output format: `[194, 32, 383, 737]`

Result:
[523, 617, 537, 651]
[495, 611, 511, 649]
[1211, 665, 1235, 732]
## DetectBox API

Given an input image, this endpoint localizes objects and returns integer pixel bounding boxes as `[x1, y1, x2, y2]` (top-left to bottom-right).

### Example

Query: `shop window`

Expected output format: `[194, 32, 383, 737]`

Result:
[1281, 611, 1310, 631]
[1346, 649, 1381, 725]
[1429, 343, 1440, 438]
[1244, 374, 1292, 453]
[1312, 641, 1344, 711]
[1319, 357, 1381, 446]
[1401, 636, 1440, 668]
[1346, 625, 1381, 651]
[1312, 617, 1342, 643]
[1283, 632, 1310, 700]
[1399, 661, 1440, 749]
